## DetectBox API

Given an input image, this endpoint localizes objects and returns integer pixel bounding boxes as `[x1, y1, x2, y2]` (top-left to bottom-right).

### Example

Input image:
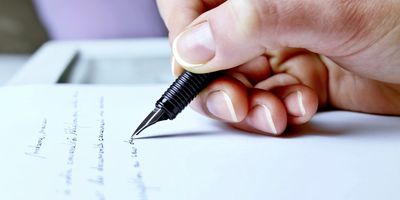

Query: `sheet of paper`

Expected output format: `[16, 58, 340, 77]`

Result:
[0, 85, 400, 200]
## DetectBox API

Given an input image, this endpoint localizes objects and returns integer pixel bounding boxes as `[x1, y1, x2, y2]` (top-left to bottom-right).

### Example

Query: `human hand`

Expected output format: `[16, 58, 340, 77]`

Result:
[157, 0, 400, 135]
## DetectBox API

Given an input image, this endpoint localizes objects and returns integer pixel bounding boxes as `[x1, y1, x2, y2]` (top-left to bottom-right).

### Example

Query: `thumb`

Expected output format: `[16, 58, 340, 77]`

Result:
[172, 0, 379, 73]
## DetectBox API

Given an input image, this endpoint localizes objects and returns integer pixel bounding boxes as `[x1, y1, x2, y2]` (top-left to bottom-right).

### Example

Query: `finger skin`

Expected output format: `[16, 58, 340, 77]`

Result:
[190, 76, 249, 122]
[255, 73, 300, 91]
[156, 0, 225, 42]
[160, 0, 400, 133]
[273, 85, 319, 125]
[261, 51, 329, 106]
[232, 89, 287, 135]
[229, 56, 271, 85]
[156, 0, 204, 42]
[163, 0, 400, 83]
[173, 55, 271, 84]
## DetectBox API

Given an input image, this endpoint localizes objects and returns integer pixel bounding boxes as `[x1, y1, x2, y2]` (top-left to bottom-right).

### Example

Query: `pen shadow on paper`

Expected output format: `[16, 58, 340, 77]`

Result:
[133, 130, 224, 140]
[134, 112, 400, 140]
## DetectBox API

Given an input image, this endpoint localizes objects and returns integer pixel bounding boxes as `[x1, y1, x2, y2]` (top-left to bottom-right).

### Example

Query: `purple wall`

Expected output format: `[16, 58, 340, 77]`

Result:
[33, 0, 167, 40]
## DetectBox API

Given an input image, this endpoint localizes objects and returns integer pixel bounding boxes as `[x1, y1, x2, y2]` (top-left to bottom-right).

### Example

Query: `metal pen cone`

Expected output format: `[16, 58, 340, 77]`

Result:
[131, 108, 168, 138]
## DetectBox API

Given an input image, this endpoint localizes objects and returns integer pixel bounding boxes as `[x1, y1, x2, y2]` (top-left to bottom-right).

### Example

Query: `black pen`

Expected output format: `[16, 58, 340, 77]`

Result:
[131, 71, 220, 139]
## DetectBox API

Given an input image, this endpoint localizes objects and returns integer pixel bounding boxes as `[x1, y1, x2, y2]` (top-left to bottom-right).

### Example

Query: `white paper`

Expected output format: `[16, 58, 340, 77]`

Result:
[1, 85, 400, 200]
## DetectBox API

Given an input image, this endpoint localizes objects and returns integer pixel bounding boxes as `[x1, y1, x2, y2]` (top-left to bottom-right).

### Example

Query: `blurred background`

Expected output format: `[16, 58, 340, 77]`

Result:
[0, 0, 167, 84]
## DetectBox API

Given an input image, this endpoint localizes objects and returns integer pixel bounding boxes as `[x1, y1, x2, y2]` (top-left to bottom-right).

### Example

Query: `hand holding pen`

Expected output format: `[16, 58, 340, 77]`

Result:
[134, 0, 400, 137]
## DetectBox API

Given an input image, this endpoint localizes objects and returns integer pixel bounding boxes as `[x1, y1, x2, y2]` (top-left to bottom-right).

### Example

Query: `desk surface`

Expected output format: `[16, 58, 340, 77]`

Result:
[0, 55, 29, 84]
[7, 38, 173, 85]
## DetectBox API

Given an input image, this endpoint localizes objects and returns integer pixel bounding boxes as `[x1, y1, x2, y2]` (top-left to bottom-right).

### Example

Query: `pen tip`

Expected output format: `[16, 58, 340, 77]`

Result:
[131, 108, 168, 139]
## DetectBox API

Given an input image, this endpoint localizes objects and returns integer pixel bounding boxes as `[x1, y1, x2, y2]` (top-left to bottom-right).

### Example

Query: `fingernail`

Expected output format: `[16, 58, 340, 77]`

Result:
[284, 91, 306, 117]
[170, 56, 178, 77]
[172, 21, 215, 68]
[250, 105, 278, 134]
[206, 90, 238, 122]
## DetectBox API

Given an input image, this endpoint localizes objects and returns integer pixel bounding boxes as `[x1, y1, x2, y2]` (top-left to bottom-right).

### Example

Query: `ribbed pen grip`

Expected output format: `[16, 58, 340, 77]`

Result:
[156, 71, 220, 119]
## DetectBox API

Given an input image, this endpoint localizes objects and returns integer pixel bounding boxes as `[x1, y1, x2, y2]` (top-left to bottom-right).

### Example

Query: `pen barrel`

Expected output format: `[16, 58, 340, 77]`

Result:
[156, 71, 220, 119]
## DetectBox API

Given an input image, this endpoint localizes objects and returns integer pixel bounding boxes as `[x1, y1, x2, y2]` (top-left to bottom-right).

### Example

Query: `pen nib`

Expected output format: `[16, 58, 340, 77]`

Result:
[131, 108, 168, 139]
